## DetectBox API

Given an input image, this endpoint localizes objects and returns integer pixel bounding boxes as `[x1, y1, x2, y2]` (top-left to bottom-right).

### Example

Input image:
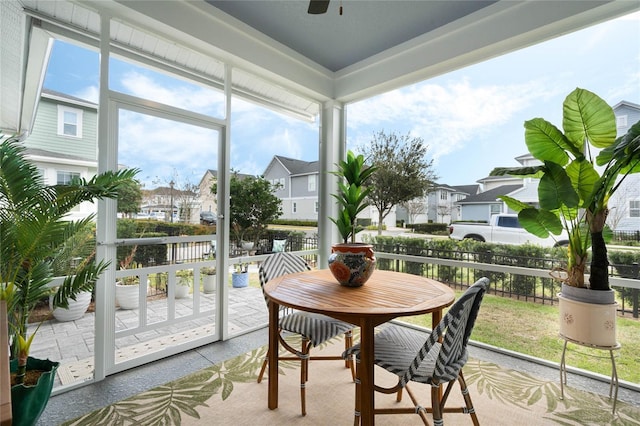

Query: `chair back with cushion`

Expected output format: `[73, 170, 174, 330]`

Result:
[401, 277, 488, 387]
[259, 252, 311, 309]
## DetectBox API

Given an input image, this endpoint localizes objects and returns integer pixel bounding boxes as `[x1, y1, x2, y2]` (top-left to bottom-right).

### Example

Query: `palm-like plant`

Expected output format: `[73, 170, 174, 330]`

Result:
[0, 137, 138, 384]
[491, 88, 640, 291]
[330, 150, 377, 244]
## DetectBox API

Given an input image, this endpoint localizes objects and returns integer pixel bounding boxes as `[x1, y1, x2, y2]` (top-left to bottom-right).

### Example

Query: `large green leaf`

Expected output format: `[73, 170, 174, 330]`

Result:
[524, 118, 575, 164]
[518, 208, 563, 238]
[565, 158, 599, 205]
[538, 162, 579, 210]
[563, 88, 616, 149]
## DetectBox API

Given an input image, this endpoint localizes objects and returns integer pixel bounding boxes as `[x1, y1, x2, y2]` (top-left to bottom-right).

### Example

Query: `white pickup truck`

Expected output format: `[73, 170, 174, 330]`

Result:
[448, 214, 569, 247]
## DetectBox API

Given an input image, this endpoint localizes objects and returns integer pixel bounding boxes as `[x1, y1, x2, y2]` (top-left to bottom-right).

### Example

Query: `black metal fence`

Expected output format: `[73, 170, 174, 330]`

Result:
[371, 240, 640, 318]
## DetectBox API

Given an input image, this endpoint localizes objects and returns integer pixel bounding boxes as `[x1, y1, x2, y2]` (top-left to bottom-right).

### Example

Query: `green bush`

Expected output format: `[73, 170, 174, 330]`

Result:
[409, 223, 448, 234]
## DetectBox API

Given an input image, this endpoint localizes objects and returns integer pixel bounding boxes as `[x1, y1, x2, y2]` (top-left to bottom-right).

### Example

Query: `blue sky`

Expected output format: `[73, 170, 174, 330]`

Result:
[43, 11, 640, 189]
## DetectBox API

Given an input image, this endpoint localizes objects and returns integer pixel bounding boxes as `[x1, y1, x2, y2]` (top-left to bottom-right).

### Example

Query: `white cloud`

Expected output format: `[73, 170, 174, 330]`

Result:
[348, 78, 561, 160]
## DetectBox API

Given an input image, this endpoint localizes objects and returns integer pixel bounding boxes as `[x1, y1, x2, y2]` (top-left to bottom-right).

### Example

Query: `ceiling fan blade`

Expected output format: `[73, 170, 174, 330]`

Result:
[308, 0, 330, 14]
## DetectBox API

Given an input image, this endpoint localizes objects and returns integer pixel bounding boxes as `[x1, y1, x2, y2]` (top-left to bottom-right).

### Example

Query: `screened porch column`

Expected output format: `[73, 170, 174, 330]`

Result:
[318, 100, 346, 268]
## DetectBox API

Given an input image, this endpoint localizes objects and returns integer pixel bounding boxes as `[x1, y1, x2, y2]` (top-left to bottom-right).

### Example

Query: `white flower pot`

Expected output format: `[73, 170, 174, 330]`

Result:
[49, 291, 92, 322]
[116, 282, 140, 310]
[558, 293, 618, 347]
[203, 274, 216, 294]
[176, 282, 190, 298]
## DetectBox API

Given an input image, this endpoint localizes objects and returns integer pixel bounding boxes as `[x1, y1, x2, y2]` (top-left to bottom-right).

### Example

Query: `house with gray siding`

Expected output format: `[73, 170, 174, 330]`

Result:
[459, 100, 640, 229]
[609, 101, 640, 232]
[263, 156, 319, 221]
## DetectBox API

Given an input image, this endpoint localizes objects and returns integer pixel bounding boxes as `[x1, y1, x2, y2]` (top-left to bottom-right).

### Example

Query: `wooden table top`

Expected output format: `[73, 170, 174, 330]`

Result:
[264, 269, 455, 321]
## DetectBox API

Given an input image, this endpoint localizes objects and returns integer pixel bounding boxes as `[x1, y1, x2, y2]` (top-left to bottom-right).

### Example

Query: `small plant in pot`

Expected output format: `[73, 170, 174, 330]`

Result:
[232, 262, 249, 288]
[328, 150, 378, 287]
[115, 246, 142, 310]
[201, 266, 217, 294]
[0, 137, 138, 425]
[175, 269, 193, 299]
[491, 88, 640, 346]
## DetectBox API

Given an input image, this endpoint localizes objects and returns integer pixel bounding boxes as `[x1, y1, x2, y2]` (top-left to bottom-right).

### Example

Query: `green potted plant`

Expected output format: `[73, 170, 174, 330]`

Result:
[200, 266, 217, 294]
[115, 245, 142, 310]
[491, 88, 640, 346]
[328, 150, 378, 287]
[231, 261, 249, 288]
[48, 223, 98, 322]
[0, 137, 137, 425]
[175, 269, 192, 298]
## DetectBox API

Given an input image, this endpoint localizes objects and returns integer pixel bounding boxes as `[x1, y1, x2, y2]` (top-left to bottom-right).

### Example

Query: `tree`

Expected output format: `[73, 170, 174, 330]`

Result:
[361, 130, 437, 234]
[401, 198, 427, 225]
[117, 178, 143, 217]
[212, 172, 282, 245]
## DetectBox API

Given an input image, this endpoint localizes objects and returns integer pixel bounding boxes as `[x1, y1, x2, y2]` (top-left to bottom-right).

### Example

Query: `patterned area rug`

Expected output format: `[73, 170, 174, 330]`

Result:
[63, 338, 639, 425]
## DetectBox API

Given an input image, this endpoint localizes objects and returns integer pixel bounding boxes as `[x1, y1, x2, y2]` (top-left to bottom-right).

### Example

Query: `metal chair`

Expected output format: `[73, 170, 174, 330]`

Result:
[257, 252, 356, 416]
[343, 277, 489, 425]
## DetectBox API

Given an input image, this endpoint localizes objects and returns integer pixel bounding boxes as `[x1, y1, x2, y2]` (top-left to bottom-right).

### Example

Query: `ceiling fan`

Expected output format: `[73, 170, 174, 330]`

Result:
[308, 0, 330, 15]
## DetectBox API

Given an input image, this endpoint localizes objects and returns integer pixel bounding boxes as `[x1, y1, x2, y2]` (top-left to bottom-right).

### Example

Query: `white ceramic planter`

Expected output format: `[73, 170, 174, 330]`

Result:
[203, 274, 216, 294]
[115, 282, 140, 310]
[49, 291, 92, 322]
[558, 293, 618, 347]
[176, 280, 191, 298]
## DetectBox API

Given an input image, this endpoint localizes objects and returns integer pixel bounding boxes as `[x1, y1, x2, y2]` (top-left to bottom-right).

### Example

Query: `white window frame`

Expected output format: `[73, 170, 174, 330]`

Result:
[57, 170, 81, 185]
[617, 115, 628, 128]
[440, 191, 448, 200]
[292, 202, 297, 214]
[308, 174, 316, 192]
[630, 200, 640, 218]
[315, 201, 319, 213]
[57, 105, 83, 138]
[490, 204, 501, 215]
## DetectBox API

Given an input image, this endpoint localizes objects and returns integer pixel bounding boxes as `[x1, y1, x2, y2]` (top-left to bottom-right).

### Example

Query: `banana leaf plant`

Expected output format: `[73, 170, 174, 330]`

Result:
[0, 136, 138, 384]
[491, 88, 640, 291]
[330, 150, 377, 244]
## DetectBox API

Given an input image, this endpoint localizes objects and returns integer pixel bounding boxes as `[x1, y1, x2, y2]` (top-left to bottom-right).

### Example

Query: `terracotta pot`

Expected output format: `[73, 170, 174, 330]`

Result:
[328, 243, 376, 287]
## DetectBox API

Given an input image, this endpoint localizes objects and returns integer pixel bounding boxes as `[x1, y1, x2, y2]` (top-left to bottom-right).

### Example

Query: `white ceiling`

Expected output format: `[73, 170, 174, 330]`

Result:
[1, 0, 639, 135]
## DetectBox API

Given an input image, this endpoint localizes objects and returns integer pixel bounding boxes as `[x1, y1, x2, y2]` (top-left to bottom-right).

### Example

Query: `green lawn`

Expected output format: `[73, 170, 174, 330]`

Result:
[401, 291, 640, 384]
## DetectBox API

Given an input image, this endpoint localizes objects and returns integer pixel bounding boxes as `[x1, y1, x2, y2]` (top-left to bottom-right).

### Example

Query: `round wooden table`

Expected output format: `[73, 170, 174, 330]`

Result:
[264, 269, 455, 425]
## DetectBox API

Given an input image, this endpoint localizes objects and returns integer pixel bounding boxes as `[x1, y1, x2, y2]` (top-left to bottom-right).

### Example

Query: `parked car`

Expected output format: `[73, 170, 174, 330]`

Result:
[449, 213, 569, 247]
[200, 211, 217, 225]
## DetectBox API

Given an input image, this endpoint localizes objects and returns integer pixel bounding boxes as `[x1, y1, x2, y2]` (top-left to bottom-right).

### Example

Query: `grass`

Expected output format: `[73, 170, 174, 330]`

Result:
[400, 291, 640, 384]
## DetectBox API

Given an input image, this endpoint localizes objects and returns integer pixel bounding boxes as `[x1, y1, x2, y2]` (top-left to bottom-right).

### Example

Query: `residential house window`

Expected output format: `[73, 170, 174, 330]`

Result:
[57, 171, 81, 185]
[57, 171, 82, 212]
[440, 191, 448, 200]
[630, 200, 640, 218]
[57, 105, 83, 137]
[308, 174, 316, 192]
[279, 178, 285, 189]
[490, 204, 501, 215]
[617, 115, 628, 128]
[292, 202, 297, 214]
[315, 201, 319, 213]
